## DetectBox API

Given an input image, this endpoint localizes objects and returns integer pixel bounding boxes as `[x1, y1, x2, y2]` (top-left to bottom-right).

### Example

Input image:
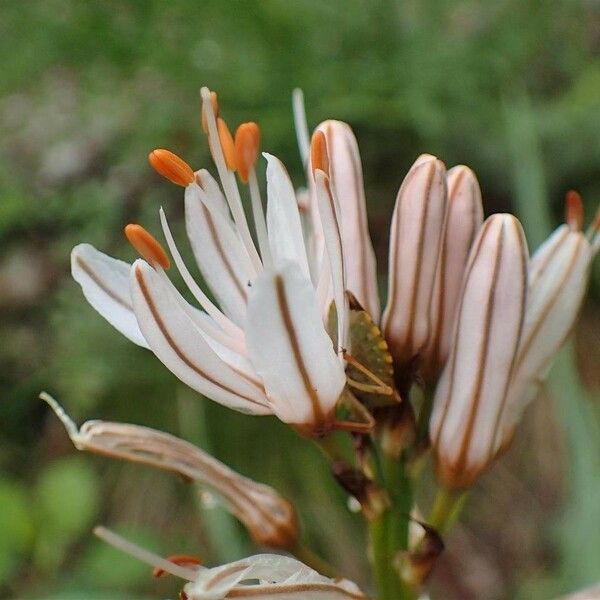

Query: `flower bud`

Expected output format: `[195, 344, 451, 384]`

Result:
[314, 121, 380, 319]
[382, 155, 448, 364]
[429, 214, 528, 489]
[423, 165, 484, 377]
[500, 224, 594, 441]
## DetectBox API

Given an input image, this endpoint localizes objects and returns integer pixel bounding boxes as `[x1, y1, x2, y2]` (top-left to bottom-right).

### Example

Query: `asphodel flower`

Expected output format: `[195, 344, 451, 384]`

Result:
[431, 197, 600, 488]
[71, 84, 599, 481]
[93, 527, 369, 600]
[72, 87, 369, 437]
[42, 393, 298, 549]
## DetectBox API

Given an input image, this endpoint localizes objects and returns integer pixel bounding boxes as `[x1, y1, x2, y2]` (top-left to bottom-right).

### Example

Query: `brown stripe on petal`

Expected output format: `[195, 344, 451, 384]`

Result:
[432, 218, 495, 450]
[531, 227, 570, 282]
[487, 217, 528, 456]
[75, 255, 132, 311]
[452, 220, 505, 472]
[226, 582, 368, 598]
[201, 203, 249, 304]
[274, 274, 324, 425]
[403, 161, 436, 354]
[205, 563, 249, 590]
[134, 266, 262, 407]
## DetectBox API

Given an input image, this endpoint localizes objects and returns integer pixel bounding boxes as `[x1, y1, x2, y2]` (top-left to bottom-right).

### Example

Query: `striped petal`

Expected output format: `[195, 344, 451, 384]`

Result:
[382, 155, 448, 364]
[130, 259, 270, 415]
[430, 214, 528, 489]
[245, 261, 345, 431]
[501, 228, 593, 438]
[184, 554, 368, 600]
[264, 153, 310, 278]
[71, 243, 148, 348]
[316, 120, 379, 319]
[314, 169, 348, 353]
[424, 165, 483, 376]
[185, 182, 254, 327]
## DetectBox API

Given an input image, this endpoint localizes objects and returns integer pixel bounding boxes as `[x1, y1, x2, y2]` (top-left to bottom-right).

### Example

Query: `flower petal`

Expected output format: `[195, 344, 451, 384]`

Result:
[430, 214, 528, 488]
[264, 153, 310, 278]
[184, 554, 368, 600]
[71, 243, 148, 348]
[382, 155, 448, 364]
[245, 262, 345, 429]
[314, 169, 348, 352]
[501, 228, 593, 438]
[185, 183, 254, 326]
[424, 165, 483, 375]
[130, 260, 270, 415]
[316, 120, 379, 319]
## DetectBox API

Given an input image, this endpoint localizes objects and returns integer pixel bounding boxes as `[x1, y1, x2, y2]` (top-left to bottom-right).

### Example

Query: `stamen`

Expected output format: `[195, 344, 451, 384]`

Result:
[148, 149, 195, 187]
[217, 118, 237, 171]
[310, 130, 329, 177]
[153, 554, 202, 578]
[201, 90, 219, 133]
[125, 224, 170, 269]
[248, 169, 272, 267]
[565, 190, 584, 231]
[343, 352, 393, 396]
[235, 122, 260, 184]
[158, 208, 246, 347]
[93, 526, 198, 582]
[200, 86, 261, 273]
[292, 88, 310, 168]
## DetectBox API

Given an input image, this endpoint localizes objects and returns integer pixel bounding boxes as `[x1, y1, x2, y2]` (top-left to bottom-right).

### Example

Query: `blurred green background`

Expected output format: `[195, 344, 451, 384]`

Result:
[1, 1, 599, 598]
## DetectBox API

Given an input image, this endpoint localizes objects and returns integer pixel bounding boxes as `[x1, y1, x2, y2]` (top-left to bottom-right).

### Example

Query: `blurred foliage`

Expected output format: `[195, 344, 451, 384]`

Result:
[0, 0, 599, 598]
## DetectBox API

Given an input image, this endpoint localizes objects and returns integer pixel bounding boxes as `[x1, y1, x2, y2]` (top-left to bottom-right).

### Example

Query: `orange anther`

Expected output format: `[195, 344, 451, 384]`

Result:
[310, 130, 329, 176]
[152, 554, 202, 578]
[565, 190, 584, 231]
[124, 224, 170, 269]
[201, 91, 219, 133]
[148, 149, 194, 187]
[235, 122, 260, 183]
[217, 117, 237, 171]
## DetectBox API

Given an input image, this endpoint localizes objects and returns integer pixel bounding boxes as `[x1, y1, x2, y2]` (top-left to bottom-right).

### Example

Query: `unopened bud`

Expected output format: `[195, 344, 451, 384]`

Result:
[424, 165, 484, 377]
[124, 224, 170, 269]
[429, 214, 528, 489]
[148, 149, 195, 187]
[382, 155, 448, 365]
[234, 122, 260, 183]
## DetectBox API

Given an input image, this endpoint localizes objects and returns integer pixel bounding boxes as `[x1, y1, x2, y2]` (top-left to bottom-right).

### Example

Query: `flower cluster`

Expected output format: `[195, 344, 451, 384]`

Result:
[51, 86, 599, 599]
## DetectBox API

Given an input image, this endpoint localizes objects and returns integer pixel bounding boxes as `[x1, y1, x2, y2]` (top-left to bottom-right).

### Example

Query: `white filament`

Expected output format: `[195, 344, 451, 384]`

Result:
[200, 87, 262, 273]
[159, 207, 244, 343]
[248, 169, 272, 267]
[93, 526, 198, 581]
[292, 88, 310, 169]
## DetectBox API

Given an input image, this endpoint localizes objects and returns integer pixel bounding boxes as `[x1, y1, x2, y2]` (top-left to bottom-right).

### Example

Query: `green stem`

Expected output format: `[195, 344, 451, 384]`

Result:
[429, 487, 467, 534]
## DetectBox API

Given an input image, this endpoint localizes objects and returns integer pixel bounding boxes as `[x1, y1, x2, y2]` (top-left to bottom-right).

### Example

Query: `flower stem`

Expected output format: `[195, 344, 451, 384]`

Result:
[428, 487, 467, 534]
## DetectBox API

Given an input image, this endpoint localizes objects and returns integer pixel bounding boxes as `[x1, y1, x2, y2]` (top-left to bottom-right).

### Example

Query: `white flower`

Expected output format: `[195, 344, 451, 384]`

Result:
[91, 527, 369, 600]
[72, 87, 358, 436]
